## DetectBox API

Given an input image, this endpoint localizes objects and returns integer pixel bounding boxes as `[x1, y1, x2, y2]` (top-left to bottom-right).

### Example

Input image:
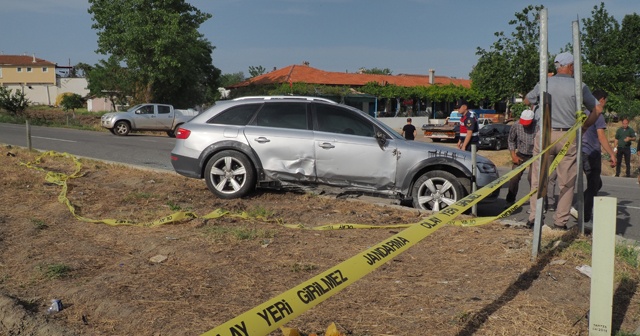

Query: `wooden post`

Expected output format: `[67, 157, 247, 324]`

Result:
[26, 119, 32, 151]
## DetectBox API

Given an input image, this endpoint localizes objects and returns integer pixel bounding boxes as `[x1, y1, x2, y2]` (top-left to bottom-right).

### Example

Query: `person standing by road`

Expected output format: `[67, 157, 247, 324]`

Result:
[614, 117, 636, 177]
[580, 89, 616, 225]
[505, 109, 536, 207]
[523, 52, 602, 229]
[456, 99, 479, 151]
[401, 118, 417, 140]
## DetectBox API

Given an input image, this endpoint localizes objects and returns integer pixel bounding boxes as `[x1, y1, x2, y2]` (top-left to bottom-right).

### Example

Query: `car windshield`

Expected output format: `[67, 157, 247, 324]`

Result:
[479, 125, 499, 134]
[126, 104, 144, 113]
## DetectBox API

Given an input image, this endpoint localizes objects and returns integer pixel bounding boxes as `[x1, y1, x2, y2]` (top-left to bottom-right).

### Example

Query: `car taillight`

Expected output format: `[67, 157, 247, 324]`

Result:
[176, 128, 191, 139]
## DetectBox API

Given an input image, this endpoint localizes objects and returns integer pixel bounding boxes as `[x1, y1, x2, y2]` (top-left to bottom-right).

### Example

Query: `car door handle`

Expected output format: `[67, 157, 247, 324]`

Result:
[318, 142, 335, 149]
[254, 137, 270, 143]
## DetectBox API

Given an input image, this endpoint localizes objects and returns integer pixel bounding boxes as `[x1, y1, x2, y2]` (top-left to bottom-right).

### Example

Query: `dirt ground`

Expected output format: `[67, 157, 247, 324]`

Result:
[2, 143, 640, 336]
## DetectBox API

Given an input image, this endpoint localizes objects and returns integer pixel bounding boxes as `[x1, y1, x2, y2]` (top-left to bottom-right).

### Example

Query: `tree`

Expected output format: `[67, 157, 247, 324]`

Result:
[0, 87, 30, 117]
[85, 56, 136, 110]
[60, 93, 85, 112]
[471, 5, 545, 110]
[581, 4, 640, 118]
[248, 66, 266, 78]
[359, 67, 393, 75]
[218, 72, 245, 88]
[88, 0, 220, 107]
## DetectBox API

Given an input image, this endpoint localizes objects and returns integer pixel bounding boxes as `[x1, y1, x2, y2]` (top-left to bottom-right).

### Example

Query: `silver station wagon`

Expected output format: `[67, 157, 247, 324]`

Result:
[170, 96, 500, 211]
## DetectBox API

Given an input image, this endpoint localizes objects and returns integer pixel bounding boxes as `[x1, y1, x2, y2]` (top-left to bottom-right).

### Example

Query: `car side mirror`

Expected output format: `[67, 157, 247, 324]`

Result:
[375, 131, 387, 149]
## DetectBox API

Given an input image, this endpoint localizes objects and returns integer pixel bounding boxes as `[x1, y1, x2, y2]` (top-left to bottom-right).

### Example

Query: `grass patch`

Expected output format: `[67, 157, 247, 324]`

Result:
[290, 262, 318, 272]
[167, 201, 182, 211]
[616, 244, 640, 268]
[31, 218, 48, 230]
[123, 192, 154, 202]
[202, 225, 275, 241]
[247, 206, 274, 219]
[40, 263, 72, 279]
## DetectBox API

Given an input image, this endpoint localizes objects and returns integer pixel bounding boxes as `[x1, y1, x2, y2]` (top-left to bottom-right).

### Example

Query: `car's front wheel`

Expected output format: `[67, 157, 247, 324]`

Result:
[113, 121, 130, 136]
[494, 139, 502, 151]
[412, 171, 465, 211]
[204, 151, 256, 199]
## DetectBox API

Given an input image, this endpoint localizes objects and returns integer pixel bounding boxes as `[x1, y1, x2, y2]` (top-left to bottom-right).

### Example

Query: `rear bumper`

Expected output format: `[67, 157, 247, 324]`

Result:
[170, 153, 202, 178]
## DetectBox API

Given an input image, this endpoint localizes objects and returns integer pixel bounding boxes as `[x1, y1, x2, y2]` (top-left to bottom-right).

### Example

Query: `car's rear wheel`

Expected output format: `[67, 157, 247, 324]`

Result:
[412, 171, 465, 211]
[114, 121, 130, 136]
[167, 124, 181, 138]
[204, 151, 256, 199]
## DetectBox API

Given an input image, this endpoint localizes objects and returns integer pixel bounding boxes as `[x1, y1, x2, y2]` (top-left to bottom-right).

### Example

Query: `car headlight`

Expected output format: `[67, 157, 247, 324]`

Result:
[477, 162, 497, 174]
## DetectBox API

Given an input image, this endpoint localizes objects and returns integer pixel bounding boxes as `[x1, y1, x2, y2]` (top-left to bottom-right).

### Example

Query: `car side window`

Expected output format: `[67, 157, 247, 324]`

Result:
[137, 105, 154, 114]
[158, 105, 171, 114]
[208, 103, 261, 125]
[315, 104, 374, 137]
[255, 102, 308, 130]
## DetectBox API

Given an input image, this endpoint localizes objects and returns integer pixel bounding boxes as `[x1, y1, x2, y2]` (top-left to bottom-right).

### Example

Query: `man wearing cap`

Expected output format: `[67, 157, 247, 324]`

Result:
[505, 109, 536, 207]
[456, 99, 479, 151]
[523, 51, 603, 230]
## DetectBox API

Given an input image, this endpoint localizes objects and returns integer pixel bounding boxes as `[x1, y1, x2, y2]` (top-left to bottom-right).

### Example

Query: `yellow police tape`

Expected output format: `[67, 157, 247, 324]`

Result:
[20, 151, 279, 227]
[201, 116, 585, 336]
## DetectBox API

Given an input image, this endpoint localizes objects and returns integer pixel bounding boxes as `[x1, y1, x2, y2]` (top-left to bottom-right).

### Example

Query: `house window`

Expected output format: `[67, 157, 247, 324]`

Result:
[42, 67, 48, 72]
[17, 67, 22, 72]
[27, 67, 32, 73]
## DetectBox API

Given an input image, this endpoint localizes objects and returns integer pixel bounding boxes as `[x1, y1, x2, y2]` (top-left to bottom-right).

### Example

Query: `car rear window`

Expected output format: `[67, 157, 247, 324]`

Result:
[207, 103, 261, 125]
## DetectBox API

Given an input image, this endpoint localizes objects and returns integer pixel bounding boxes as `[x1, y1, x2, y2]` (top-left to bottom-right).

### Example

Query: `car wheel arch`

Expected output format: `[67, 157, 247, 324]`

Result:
[401, 159, 472, 197]
[197, 141, 263, 179]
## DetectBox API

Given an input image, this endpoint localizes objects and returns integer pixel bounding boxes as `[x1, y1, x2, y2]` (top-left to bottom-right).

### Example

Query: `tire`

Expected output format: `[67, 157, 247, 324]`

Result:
[412, 170, 465, 211]
[109, 128, 116, 135]
[167, 124, 181, 138]
[113, 121, 130, 136]
[204, 150, 256, 199]
[494, 140, 502, 151]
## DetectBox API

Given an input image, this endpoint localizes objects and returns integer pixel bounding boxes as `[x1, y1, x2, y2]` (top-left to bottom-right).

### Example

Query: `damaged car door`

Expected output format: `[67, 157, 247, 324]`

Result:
[313, 103, 398, 191]
[243, 102, 316, 182]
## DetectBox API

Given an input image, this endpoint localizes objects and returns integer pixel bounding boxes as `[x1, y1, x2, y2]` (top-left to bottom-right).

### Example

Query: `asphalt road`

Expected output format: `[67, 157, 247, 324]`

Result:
[2, 123, 638, 240]
[0, 123, 175, 171]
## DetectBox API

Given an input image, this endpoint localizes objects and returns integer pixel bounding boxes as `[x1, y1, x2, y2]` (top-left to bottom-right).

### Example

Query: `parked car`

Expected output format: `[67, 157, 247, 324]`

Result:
[477, 117, 493, 129]
[170, 96, 500, 211]
[478, 124, 512, 150]
[101, 103, 199, 137]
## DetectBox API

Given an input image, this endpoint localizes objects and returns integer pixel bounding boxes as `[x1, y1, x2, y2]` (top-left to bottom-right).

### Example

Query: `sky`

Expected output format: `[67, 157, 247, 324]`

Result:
[1, 0, 638, 80]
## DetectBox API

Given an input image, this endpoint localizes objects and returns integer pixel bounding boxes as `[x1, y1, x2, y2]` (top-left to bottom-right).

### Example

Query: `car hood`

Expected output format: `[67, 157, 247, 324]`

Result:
[102, 112, 125, 119]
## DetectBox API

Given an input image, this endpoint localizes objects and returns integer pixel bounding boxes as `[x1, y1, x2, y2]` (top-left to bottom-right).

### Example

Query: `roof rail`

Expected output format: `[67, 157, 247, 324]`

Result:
[233, 96, 337, 104]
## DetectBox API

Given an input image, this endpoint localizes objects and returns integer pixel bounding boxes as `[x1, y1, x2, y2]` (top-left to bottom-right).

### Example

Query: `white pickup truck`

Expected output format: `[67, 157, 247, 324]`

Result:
[101, 103, 199, 137]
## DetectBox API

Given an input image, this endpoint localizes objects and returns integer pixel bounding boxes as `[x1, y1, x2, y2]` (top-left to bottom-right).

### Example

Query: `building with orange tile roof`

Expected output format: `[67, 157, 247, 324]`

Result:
[228, 63, 471, 119]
